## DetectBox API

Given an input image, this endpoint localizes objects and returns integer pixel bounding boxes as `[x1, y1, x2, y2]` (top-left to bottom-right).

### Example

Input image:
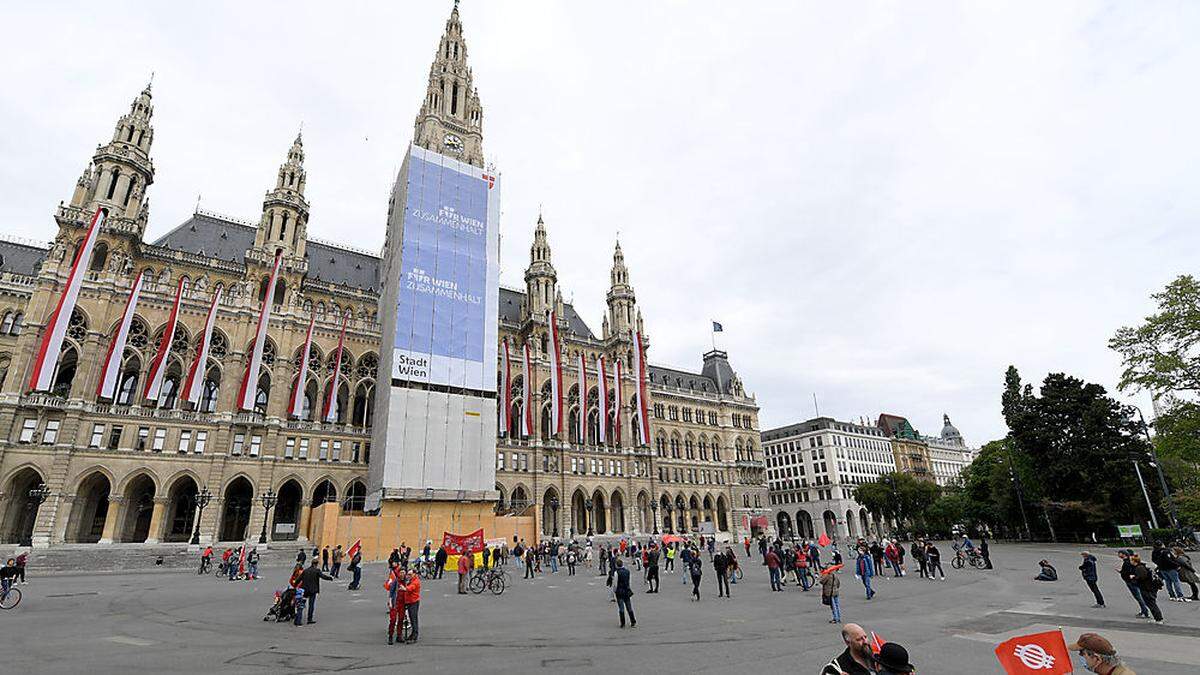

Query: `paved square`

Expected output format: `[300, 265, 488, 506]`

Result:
[5, 542, 1198, 673]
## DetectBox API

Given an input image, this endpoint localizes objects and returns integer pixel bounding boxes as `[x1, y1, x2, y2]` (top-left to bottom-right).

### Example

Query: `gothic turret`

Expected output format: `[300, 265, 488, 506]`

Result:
[412, 1, 485, 166]
[60, 82, 156, 239]
[605, 240, 637, 339]
[252, 133, 310, 271]
[524, 214, 557, 320]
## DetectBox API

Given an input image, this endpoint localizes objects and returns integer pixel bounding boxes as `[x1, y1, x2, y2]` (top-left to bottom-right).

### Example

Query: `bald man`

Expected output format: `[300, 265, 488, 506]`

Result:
[821, 622, 875, 675]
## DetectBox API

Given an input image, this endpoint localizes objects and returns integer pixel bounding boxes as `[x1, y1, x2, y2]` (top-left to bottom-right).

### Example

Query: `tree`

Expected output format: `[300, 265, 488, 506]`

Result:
[1001, 367, 1151, 536]
[854, 472, 941, 533]
[1110, 275, 1200, 394]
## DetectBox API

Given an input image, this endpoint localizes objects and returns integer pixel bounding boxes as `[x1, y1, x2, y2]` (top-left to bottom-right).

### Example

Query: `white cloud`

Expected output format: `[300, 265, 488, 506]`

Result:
[2, 1, 1195, 442]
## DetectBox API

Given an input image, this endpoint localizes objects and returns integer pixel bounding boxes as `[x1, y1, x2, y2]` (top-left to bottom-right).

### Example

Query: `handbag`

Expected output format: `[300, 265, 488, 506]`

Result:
[821, 594, 831, 606]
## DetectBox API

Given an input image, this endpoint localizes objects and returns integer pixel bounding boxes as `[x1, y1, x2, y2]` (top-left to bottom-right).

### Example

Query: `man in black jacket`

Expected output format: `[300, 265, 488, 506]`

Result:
[1079, 551, 1105, 608]
[613, 559, 635, 628]
[820, 623, 875, 675]
[713, 550, 731, 598]
[299, 559, 334, 625]
[434, 546, 448, 579]
[1129, 554, 1164, 623]
[1118, 549, 1150, 618]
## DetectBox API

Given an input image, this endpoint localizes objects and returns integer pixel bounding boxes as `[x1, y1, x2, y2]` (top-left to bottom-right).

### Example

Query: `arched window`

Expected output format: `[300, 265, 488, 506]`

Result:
[52, 345, 79, 397]
[10, 312, 22, 336]
[200, 368, 220, 412]
[280, 213, 290, 242]
[105, 168, 121, 200]
[254, 375, 270, 414]
[90, 242, 109, 272]
[0, 313, 12, 334]
[123, 175, 137, 207]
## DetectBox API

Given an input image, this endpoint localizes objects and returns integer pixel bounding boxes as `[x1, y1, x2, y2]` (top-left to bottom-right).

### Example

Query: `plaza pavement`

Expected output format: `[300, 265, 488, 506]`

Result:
[3, 541, 1198, 674]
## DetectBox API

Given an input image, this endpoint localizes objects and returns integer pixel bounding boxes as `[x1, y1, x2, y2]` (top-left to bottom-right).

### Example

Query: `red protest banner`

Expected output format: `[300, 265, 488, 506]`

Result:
[442, 529, 485, 556]
[995, 630, 1073, 675]
[817, 532, 831, 547]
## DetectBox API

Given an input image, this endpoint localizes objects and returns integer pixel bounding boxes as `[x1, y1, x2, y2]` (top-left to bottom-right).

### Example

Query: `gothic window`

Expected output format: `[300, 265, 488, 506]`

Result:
[10, 313, 21, 336]
[326, 349, 352, 376]
[0, 313, 12, 334]
[352, 381, 374, 428]
[123, 176, 137, 207]
[116, 352, 141, 405]
[261, 339, 277, 368]
[356, 353, 378, 379]
[208, 331, 227, 362]
[105, 169, 121, 200]
[280, 212, 290, 243]
[254, 374, 270, 414]
[52, 345, 78, 397]
[159, 361, 182, 410]
[200, 368, 220, 412]
[90, 242, 109, 272]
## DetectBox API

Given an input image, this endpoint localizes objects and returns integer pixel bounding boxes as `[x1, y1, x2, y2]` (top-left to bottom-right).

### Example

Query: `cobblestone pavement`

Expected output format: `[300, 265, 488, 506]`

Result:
[3, 542, 1198, 674]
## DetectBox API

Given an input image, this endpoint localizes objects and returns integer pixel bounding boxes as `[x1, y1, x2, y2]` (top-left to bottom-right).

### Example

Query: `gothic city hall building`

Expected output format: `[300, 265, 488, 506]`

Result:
[0, 6, 766, 550]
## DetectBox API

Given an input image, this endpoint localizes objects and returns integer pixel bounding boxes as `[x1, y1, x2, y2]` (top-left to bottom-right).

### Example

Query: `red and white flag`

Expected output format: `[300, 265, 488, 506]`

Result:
[499, 338, 511, 436]
[143, 277, 186, 402]
[596, 355, 608, 444]
[287, 313, 316, 418]
[632, 330, 651, 445]
[612, 357, 623, 445]
[870, 631, 886, 655]
[182, 286, 223, 406]
[576, 350, 587, 443]
[237, 545, 247, 578]
[547, 311, 563, 437]
[95, 271, 145, 400]
[321, 311, 350, 423]
[521, 342, 533, 437]
[237, 250, 283, 410]
[994, 630, 1072, 675]
[347, 539, 362, 560]
[29, 207, 105, 392]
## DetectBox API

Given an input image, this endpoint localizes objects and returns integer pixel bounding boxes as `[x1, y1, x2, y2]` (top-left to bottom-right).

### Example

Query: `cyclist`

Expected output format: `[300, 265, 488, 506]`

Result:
[1, 558, 18, 597]
[199, 545, 213, 574]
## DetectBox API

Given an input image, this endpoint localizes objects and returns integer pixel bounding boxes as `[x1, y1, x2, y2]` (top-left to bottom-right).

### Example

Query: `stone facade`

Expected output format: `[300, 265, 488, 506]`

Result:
[0, 4, 765, 548]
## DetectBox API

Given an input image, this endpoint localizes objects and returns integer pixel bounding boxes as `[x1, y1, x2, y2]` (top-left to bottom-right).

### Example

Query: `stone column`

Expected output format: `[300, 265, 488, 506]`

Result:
[98, 495, 123, 544]
[49, 495, 74, 545]
[144, 496, 168, 544]
[297, 503, 312, 542]
[204, 498, 224, 543]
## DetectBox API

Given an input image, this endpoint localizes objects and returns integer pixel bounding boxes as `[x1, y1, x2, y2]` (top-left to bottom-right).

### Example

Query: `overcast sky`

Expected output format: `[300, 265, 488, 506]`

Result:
[2, 1, 1195, 443]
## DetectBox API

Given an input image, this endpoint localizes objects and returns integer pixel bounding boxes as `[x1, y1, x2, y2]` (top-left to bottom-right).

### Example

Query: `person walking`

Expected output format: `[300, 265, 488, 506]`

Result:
[435, 545, 447, 579]
[855, 546, 876, 600]
[388, 548, 401, 567]
[331, 545, 343, 579]
[613, 559, 636, 628]
[758, 536, 768, 562]
[296, 548, 306, 567]
[714, 549, 731, 598]
[457, 552, 471, 594]
[321, 546, 330, 573]
[1117, 550, 1150, 618]
[14, 552, 27, 584]
[925, 541, 945, 580]
[820, 623, 876, 675]
[347, 547, 363, 590]
[765, 547, 783, 591]
[979, 536, 993, 569]
[743, 536, 751, 557]
[247, 548, 260, 580]
[1079, 551, 1105, 608]
[1152, 542, 1188, 602]
[1173, 546, 1199, 601]
[664, 543, 675, 572]
[645, 545, 659, 593]
[299, 559, 333, 625]
[820, 564, 842, 624]
[524, 547, 535, 579]
[1129, 553, 1164, 624]
[566, 548, 578, 576]
[688, 553, 703, 601]
[911, 540, 927, 579]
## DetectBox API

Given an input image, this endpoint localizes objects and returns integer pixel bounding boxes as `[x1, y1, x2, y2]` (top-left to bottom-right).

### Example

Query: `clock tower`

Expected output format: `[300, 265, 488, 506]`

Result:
[413, 1, 485, 167]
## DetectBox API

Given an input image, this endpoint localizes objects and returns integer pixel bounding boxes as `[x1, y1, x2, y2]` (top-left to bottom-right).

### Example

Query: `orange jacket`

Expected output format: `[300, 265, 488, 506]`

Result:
[399, 573, 421, 604]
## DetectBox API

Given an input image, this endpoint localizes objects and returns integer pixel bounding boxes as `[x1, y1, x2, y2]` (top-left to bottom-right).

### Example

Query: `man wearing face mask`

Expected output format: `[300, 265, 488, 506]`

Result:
[1068, 633, 1136, 674]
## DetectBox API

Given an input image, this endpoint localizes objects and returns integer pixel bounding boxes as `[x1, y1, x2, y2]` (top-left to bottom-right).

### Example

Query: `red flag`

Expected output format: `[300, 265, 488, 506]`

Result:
[237, 249, 282, 410]
[441, 529, 485, 556]
[547, 310, 563, 436]
[143, 277, 186, 401]
[347, 539, 361, 560]
[321, 310, 349, 423]
[871, 631, 886, 655]
[995, 630, 1073, 675]
[817, 532, 831, 547]
[96, 271, 145, 399]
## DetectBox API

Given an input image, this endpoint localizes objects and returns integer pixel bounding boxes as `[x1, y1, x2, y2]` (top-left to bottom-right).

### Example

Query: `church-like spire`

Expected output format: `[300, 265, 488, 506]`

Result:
[524, 212, 557, 321]
[606, 239, 636, 339]
[252, 133, 310, 266]
[412, 1, 485, 166]
[60, 83, 156, 239]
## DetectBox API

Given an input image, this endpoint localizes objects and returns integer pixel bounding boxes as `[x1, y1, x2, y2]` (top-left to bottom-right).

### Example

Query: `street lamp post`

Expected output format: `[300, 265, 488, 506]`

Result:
[258, 488, 277, 544]
[549, 497, 560, 538]
[663, 502, 673, 534]
[650, 501, 659, 535]
[584, 497, 594, 537]
[22, 484, 51, 547]
[1137, 407, 1179, 530]
[190, 487, 212, 545]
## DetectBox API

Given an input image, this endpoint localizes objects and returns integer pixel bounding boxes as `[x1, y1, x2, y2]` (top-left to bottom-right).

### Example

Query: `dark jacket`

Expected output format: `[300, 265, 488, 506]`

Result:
[1152, 548, 1178, 571]
[435, 547, 448, 564]
[614, 567, 633, 599]
[1119, 559, 1138, 584]
[1131, 562, 1159, 594]
[300, 565, 332, 595]
[1078, 555, 1098, 581]
[821, 648, 873, 675]
[713, 552, 729, 574]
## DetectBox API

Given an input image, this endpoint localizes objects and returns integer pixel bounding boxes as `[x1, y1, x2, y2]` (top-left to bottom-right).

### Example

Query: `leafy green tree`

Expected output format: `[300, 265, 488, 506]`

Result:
[853, 472, 941, 533]
[1110, 275, 1200, 394]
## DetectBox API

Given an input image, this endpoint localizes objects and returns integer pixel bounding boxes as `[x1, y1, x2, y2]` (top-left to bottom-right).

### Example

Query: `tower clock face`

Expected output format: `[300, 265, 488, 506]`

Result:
[443, 133, 464, 152]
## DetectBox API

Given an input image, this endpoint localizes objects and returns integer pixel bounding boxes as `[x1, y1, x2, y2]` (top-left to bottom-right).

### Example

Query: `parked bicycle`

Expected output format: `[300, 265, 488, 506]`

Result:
[469, 567, 506, 595]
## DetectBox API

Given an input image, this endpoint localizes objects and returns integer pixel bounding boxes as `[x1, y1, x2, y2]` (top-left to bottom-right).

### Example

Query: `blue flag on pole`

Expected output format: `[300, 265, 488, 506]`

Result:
[712, 321, 723, 332]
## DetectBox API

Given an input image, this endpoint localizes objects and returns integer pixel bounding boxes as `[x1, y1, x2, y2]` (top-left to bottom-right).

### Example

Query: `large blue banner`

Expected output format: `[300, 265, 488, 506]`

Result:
[392, 145, 499, 392]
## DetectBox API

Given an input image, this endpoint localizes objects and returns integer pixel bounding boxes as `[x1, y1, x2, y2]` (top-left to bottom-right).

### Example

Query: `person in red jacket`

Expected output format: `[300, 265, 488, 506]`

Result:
[384, 563, 405, 644]
[766, 548, 783, 591]
[457, 552, 472, 594]
[397, 567, 421, 643]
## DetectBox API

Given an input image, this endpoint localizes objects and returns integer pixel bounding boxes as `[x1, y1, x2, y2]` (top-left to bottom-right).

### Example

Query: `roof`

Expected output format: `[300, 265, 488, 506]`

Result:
[499, 287, 595, 339]
[152, 211, 383, 291]
[877, 413, 919, 439]
[0, 238, 48, 276]
[648, 364, 719, 394]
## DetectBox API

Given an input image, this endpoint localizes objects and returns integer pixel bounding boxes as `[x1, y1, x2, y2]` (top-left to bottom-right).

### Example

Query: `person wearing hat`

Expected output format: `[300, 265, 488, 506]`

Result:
[1079, 551, 1105, 608]
[1068, 632, 1136, 674]
[872, 642, 917, 674]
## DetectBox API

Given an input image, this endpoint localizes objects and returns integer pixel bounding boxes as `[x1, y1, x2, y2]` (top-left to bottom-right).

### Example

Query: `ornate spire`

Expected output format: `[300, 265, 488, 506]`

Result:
[412, 0, 485, 166]
[253, 134, 310, 265]
[524, 212, 557, 321]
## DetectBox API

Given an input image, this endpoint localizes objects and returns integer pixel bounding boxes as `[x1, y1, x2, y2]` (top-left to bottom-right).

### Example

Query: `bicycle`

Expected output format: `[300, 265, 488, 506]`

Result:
[0, 583, 21, 610]
[469, 568, 506, 595]
[951, 549, 985, 570]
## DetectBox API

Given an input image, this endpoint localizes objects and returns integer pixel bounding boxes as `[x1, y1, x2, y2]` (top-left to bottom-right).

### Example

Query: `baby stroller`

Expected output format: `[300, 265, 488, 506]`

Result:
[264, 587, 296, 623]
